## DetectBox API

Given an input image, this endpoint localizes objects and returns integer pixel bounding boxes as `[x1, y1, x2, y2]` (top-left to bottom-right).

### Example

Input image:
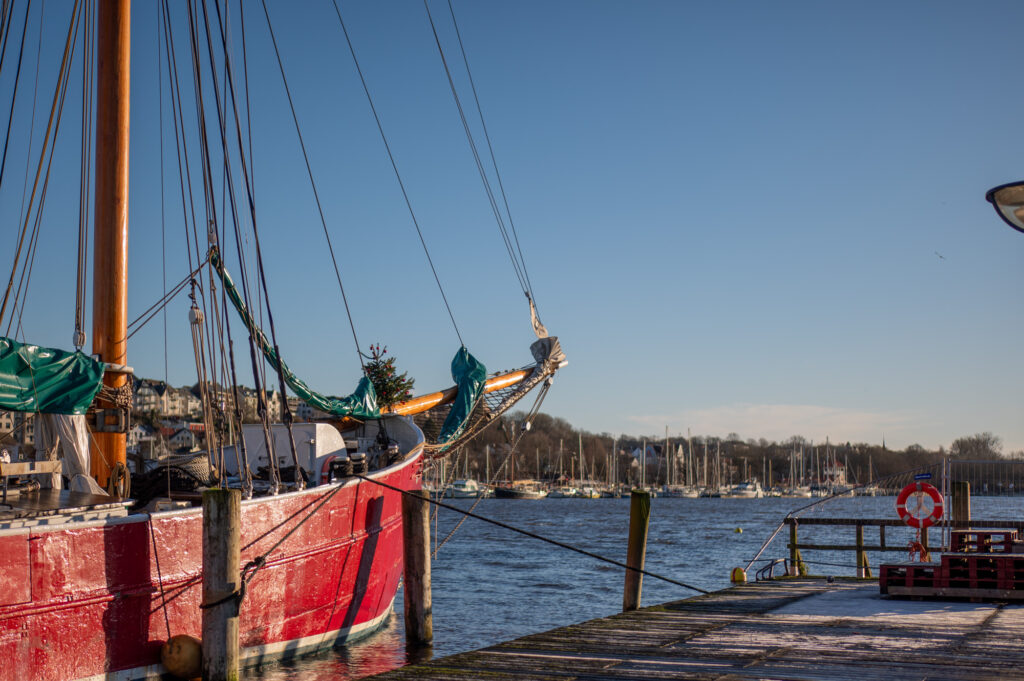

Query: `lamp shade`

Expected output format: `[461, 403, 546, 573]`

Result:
[985, 181, 1024, 234]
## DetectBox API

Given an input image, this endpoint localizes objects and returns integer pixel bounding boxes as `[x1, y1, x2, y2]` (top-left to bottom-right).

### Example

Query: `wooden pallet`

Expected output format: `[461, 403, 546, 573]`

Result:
[951, 529, 1021, 554]
[881, 552, 1024, 597]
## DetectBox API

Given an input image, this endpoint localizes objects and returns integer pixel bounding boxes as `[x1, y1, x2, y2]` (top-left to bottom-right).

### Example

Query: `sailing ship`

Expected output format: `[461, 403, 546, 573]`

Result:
[492, 453, 547, 498]
[0, 2, 563, 679]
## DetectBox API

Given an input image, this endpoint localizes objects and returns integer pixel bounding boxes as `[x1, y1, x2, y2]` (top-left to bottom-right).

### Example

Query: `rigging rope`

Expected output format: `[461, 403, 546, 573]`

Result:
[157, 1, 168, 382]
[257, 0, 366, 369]
[445, 0, 535, 302]
[430, 378, 550, 557]
[423, 0, 531, 301]
[205, 0, 302, 487]
[357, 473, 708, 595]
[330, 0, 465, 348]
[0, 1, 30, 202]
[74, 0, 93, 350]
[126, 262, 207, 339]
[9, 0, 81, 339]
[0, 0, 80, 328]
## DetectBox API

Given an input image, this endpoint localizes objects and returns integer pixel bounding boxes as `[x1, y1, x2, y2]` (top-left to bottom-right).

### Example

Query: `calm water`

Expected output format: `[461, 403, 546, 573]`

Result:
[246, 494, 1024, 680]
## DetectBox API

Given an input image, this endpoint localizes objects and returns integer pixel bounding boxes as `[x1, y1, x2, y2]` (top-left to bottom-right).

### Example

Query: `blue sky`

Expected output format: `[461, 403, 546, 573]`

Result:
[2, 1, 1023, 452]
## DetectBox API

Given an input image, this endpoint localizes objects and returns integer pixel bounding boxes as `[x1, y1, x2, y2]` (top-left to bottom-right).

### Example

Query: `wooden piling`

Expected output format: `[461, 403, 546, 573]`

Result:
[402, 489, 433, 645]
[202, 488, 240, 681]
[788, 520, 800, 576]
[951, 481, 971, 524]
[623, 489, 650, 611]
[854, 524, 871, 578]
[855, 524, 865, 577]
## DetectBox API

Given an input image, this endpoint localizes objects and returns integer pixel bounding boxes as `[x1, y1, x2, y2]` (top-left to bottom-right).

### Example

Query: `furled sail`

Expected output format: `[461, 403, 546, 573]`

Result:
[0, 337, 105, 414]
[437, 346, 487, 447]
[209, 248, 379, 420]
[210, 248, 550, 446]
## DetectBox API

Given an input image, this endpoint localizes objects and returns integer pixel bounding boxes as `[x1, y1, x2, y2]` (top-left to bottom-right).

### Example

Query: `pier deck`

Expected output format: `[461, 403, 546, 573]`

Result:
[370, 578, 1024, 680]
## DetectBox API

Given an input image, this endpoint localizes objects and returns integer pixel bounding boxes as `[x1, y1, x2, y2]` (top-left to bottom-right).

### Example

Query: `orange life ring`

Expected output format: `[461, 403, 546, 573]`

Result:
[895, 482, 943, 529]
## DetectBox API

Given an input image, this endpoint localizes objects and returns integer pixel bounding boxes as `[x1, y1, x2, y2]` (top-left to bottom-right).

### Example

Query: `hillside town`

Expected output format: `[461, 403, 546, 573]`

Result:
[0, 376, 328, 461]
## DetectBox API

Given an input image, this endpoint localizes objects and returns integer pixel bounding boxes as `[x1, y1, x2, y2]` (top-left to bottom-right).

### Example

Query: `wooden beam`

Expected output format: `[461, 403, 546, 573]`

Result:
[385, 369, 532, 417]
[91, 0, 130, 487]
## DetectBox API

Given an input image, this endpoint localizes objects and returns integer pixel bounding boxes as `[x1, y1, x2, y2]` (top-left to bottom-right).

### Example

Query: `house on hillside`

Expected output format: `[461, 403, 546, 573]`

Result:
[169, 428, 199, 452]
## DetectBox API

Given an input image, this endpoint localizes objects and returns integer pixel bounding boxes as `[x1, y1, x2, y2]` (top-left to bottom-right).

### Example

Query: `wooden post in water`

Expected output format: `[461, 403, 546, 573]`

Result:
[202, 488, 241, 681]
[402, 489, 433, 645]
[951, 481, 971, 525]
[623, 489, 650, 611]
[788, 520, 798, 575]
[855, 524, 867, 578]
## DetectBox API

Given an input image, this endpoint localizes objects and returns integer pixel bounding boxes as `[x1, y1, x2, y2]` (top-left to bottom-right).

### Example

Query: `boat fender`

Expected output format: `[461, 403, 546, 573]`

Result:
[160, 634, 201, 680]
[895, 482, 943, 529]
[730, 567, 746, 584]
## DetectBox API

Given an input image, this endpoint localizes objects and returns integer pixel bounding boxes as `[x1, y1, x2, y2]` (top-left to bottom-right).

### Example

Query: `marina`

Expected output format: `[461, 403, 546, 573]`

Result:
[243, 493, 1024, 680]
[0, 1, 1021, 679]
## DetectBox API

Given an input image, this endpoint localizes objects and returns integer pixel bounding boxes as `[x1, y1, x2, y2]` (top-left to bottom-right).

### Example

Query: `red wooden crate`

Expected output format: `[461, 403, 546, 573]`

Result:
[880, 562, 943, 592]
[951, 530, 1019, 554]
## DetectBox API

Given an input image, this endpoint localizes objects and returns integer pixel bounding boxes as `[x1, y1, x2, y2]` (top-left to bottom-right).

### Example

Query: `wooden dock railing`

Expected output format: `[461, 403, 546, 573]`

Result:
[783, 518, 1024, 579]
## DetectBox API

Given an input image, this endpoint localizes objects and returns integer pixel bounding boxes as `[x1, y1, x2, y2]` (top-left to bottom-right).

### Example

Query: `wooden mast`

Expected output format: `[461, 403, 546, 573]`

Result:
[90, 0, 130, 487]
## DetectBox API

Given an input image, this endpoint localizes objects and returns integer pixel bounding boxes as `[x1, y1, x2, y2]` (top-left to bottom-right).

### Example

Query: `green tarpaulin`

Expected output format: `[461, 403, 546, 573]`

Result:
[0, 337, 105, 414]
[210, 249, 380, 420]
[211, 248, 487, 442]
[437, 346, 487, 446]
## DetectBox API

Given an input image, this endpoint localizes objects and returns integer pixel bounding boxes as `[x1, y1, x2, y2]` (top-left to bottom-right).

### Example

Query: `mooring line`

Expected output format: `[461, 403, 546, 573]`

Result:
[354, 474, 709, 595]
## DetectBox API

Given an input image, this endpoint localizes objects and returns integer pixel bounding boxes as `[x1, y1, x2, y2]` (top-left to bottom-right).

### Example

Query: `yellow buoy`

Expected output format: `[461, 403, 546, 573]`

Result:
[734, 527, 743, 533]
[730, 567, 747, 584]
[161, 634, 202, 680]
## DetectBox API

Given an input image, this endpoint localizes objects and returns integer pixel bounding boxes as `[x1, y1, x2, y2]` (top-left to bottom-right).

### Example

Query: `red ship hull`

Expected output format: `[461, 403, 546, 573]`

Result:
[0, 451, 422, 681]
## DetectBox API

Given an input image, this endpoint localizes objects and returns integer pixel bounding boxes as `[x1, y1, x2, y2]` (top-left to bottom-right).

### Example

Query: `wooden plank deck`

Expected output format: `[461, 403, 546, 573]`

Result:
[369, 578, 1024, 680]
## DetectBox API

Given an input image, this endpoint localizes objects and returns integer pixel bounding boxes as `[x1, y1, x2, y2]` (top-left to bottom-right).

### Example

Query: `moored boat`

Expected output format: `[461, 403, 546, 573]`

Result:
[547, 486, 578, 498]
[724, 481, 765, 498]
[445, 479, 482, 498]
[0, 2, 566, 678]
[1, 421, 422, 681]
[493, 483, 548, 499]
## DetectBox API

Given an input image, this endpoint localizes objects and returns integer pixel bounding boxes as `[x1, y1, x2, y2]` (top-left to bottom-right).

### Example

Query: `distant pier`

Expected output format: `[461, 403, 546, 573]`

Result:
[369, 577, 1024, 680]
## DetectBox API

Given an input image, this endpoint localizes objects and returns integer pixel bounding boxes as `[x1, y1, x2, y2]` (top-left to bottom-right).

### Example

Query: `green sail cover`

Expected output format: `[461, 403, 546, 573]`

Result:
[0, 337, 105, 414]
[438, 346, 487, 446]
[210, 249, 379, 419]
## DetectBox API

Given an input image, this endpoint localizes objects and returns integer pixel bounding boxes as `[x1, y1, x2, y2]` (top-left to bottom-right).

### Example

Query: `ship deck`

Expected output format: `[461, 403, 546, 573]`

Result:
[0, 488, 131, 527]
[370, 577, 1024, 680]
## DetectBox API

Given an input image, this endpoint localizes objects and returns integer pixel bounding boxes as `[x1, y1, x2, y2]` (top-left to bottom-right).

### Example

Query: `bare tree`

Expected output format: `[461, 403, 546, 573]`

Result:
[950, 432, 1002, 459]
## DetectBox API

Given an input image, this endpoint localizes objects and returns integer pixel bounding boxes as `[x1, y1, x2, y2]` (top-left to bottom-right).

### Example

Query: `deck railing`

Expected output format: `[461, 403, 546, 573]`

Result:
[782, 517, 1024, 579]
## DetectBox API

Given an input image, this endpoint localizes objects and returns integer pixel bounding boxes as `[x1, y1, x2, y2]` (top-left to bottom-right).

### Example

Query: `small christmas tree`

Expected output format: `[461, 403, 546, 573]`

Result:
[365, 344, 415, 409]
